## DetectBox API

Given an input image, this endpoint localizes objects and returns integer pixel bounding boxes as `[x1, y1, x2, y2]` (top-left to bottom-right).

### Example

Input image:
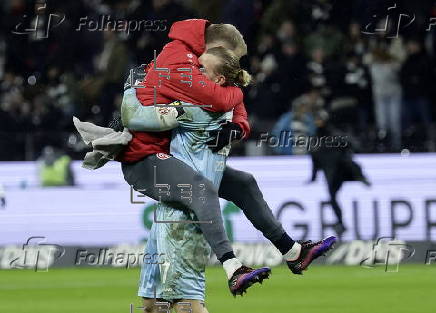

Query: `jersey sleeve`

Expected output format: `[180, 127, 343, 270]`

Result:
[231, 101, 251, 139]
[121, 88, 179, 131]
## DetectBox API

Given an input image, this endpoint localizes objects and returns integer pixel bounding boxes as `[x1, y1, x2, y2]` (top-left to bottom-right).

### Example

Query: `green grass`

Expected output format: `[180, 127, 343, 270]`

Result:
[0, 265, 434, 313]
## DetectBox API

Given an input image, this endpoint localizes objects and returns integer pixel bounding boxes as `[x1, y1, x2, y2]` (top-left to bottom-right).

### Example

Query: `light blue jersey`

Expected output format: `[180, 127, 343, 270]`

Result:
[171, 104, 233, 185]
[138, 102, 233, 301]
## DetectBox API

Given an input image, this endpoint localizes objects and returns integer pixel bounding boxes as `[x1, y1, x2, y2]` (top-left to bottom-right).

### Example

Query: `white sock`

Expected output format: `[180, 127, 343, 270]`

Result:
[283, 242, 302, 261]
[223, 258, 243, 279]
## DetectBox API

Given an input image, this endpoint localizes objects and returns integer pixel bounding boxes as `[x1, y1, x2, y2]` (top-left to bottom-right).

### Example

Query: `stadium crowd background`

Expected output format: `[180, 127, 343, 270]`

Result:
[1, 0, 435, 161]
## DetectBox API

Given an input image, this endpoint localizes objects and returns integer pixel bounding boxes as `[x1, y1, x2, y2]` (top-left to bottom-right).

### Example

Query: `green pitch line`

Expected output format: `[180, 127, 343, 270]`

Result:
[0, 265, 434, 313]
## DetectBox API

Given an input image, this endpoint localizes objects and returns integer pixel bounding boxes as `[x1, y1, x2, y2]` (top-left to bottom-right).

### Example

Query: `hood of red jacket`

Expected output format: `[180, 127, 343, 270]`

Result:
[168, 19, 210, 56]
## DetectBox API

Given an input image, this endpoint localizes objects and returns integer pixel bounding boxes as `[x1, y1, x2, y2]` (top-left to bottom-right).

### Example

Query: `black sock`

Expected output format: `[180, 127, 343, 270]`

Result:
[218, 251, 236, 264]
[273, 233, 296, 255]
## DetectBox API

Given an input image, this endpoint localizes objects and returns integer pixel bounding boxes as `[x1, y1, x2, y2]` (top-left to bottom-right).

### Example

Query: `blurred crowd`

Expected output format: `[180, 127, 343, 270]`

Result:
[1, 0, 436, 160]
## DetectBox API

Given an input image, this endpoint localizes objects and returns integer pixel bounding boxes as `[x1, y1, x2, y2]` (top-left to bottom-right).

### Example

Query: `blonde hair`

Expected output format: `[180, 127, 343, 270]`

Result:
[205, 24, 248, 58]
[206, 47, 252, 87]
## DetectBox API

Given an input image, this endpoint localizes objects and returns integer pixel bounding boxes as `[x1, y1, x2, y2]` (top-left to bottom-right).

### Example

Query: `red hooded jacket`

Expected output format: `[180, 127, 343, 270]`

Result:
[118, 19, 250, 163]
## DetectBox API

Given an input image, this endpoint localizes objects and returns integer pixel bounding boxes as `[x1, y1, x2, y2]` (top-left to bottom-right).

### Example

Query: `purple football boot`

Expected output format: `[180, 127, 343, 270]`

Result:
[228, 266, 271, 297]
[287, 236, 337, 275]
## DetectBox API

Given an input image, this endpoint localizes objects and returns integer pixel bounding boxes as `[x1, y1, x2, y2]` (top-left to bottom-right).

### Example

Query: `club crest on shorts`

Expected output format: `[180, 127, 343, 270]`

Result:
[156, 153, 171, 160]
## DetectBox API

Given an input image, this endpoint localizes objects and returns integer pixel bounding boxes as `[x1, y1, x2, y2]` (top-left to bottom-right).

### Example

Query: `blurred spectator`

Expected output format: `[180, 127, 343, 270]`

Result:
[0, 183, 5, 209]
[307, 111, 371, 236]
[255, 33, 278, 59]
[330, 52, 372, 135]
[37, 146, 74, 187]
[400, 39, 434, 151]
[369, 47, 402, 151]
[45, 66, 76, 120]
[261, 0, 299, 34]
[306, 47, 332, 99]
[271, 91, 319, 155]
[249, 53, 281, 124]
[275, 40, 308, 114]
[345, 22, 368, 58]
[276, 20, 299, 44]
[304, 25, 344, 59]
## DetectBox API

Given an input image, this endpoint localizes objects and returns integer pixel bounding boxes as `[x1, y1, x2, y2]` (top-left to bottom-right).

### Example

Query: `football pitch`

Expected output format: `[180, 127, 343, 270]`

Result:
[1, 265, 434, 313]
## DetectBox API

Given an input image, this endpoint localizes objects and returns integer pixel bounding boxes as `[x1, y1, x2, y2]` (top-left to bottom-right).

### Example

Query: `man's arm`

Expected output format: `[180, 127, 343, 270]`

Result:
[231, 101, 250, 139]
[121, 67, 181, 132]
[121, 88, 180, 131]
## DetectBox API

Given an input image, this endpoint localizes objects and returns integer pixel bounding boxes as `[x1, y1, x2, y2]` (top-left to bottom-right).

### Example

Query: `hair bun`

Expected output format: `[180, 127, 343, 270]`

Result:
[238, 69, 252, 87]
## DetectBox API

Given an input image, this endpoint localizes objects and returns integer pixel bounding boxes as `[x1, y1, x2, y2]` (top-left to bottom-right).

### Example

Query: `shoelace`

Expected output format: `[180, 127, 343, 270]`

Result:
[302, 239, 323, 249]
[236, 265, 253, 274]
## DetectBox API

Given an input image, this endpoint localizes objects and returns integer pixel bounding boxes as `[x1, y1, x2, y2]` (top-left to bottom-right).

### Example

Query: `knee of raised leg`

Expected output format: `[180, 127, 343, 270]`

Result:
[240, 172, 256, 189]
